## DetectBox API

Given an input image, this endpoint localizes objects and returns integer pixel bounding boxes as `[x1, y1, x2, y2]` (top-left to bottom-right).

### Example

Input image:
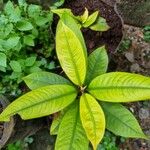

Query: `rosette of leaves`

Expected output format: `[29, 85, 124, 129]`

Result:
[0, 13, 150, 150]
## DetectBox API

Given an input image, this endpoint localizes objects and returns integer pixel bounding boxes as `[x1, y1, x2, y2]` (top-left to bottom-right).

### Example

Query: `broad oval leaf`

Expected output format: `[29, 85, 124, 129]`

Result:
[101, 102, 147, 139]
[17, 20, 33, 31]
[55, 101, 89, 150]
[56, 13, 87, 85]
[23, 72, 72, 90]
[88, 72, 150, 102]
[80, 93, 105, 150]
[0, 85, 77, 121]
[85, 46, 108, 85]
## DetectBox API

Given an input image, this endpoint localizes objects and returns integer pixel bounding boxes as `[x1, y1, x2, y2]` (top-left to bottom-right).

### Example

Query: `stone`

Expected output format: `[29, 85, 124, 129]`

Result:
[139, 108, 150, 119]
[130, 63, 140, 72]
[125, 52, 134, 62]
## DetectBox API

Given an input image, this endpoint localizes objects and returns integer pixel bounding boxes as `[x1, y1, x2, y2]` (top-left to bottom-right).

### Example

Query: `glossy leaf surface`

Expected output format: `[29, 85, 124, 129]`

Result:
[88, 72, 150, 102]
[55, 101, 88, 150]
[83, 11, 99, 28]
[50, 111, 65, 135]
[56, 13, 87, 85]
[86, 46, 108, 85]
[80, 93, 105, 150]
[23, 72, 71, 90]
[0, 85, 77, 121]
[101, 102, 147, 139]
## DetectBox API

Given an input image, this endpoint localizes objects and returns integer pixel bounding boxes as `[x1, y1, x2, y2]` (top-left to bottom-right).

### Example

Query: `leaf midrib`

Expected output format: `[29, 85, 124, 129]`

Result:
[3, 91, 76, 119]
[89, 86, 150, 91]
[68, 107, 79, 150]
[62, 23, 82, 85]
[88, 51, 103, 82]
[83, 94, 97, 144]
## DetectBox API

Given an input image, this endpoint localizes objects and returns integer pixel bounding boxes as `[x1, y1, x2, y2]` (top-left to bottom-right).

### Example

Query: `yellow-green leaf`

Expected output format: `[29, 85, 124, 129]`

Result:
[56, 13, 87, 85]
[101, 102, 147, 139]
[60, 13, 87, 56]
[51, 8, 73, 18]
[50, 111, 65, 135]
[90, 17, 110, 31]
[23, 72, 71, 90]
[0, 85, 77, 121]
[80, 93, 105, 150]
[88, 72, 150, 102]
[83, 11, 99, 28]
[80, 8, 89, 23]
[55, 101, 89, 150]
[86, 46, 108, 85]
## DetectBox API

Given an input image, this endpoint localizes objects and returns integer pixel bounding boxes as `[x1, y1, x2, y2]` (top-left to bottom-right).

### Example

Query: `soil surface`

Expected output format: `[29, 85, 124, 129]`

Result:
[112, 25, 150, 150]
[116, 0, 150, 27]
[63, 0, 123, 53]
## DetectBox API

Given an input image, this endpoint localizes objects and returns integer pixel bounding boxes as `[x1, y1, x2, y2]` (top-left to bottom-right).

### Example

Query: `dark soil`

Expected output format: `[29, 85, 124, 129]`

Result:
[63, 0, 123, 53]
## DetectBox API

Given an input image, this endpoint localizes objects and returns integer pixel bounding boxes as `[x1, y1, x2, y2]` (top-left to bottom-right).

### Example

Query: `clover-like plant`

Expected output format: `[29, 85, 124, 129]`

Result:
[0, 12, 150, 150]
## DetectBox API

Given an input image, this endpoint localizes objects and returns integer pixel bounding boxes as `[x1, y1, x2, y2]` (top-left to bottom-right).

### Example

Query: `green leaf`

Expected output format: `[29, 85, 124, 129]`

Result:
[18, 0, 27, 7]
[5, 36, 20, 50]
[50, 111, 65, 135]
[80, 93, 105, 150]
[90, 17, 110, 31]
[86, 46, 108, 85]
[9, 6, 21, 23]
[25, 56, 36, 66]
[80, 8, 89, 23]
[101, 102, 147, 139]
[57, 12, 87, 56]
[56, 13, 87, 85]
[35, 16, 50, 26]
[29, 66, 41, 73]
[28, 4, 41, 18]
[0, 66, 6, 72]
[17, 20, 33, 31]
[23, 71, 72, 90]
[4, 23, 13, 37]
[0, 52, 7, 68]
[23, 35, 34, 46]
[55, 101, 89, 150]
[0, 85, 77, 121]
[51, 8, 73, 18]
[4, 1, 14, 15]
[83, 11, 99, 28]
[53, 0, 65, 7]
[88, 72, 150, 102]
[9, 61, 22, 72]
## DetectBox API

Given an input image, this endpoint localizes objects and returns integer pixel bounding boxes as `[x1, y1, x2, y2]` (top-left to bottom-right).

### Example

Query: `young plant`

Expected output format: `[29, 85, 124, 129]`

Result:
[52, 8, 110, 31]
[0, 0, 63, 96]
[0, 13, 150, 150]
